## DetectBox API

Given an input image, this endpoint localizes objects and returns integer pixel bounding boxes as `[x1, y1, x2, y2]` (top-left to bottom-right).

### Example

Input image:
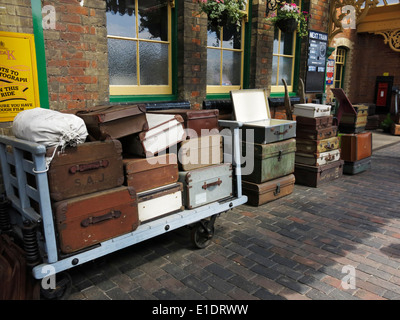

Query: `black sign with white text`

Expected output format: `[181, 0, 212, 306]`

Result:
[305, 30, 328, 93]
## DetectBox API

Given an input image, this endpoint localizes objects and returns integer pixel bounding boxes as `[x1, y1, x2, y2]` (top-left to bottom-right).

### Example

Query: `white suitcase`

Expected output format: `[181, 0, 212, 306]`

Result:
[123, 113, 186, 157]
[295, 149, 341, 166]
[293, 103, 331, 118]
[231, 89, 297, 144]
[137, 183, 184, 223]
[179, 163, 233, 209]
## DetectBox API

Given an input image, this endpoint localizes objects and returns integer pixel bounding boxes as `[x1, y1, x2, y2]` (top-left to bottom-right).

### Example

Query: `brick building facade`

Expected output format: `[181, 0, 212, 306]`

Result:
[1, 0, 399, 122]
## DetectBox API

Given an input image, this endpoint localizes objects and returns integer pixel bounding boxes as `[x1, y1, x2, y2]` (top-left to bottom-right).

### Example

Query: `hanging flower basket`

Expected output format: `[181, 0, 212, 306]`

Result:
[276, 17, 298, 34]
[266, 2, 311, 38]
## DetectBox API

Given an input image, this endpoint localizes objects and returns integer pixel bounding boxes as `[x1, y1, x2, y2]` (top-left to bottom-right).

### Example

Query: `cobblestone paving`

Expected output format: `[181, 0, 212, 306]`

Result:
[67, 141, 400, 300]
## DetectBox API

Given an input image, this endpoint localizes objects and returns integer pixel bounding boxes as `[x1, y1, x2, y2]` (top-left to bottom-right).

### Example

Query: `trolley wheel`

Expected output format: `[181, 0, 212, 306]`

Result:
[191, 215, 217, 249]
[40, 271, 72, 300]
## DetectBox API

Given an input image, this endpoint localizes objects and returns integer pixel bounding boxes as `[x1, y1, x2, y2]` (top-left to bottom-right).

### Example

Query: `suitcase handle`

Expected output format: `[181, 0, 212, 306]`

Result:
[202, 178, 222, 190]
[69, 160, 109, 174]
[272, 129, 288, 136]
[81, 210, 122, 228]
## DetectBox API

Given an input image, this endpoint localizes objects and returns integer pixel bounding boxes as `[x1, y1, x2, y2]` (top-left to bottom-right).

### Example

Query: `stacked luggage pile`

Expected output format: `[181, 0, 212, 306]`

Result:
[230, 89, 297, 206]
[293, 103, 344, 187]
[331, 88, 373, 175]
[146, 109, 233, 210]
[33, 104, 234, 255]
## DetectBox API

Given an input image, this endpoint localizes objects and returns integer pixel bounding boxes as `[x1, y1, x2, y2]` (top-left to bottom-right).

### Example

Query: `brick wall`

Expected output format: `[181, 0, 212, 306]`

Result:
[177, 0, 208, 110]
[350, 32, 400, 110]
[42, 0, 109, 111]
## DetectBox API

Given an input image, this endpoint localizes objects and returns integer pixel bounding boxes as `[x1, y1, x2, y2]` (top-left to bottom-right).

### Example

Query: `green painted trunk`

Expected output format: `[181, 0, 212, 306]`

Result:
[241, 138, 296, 184]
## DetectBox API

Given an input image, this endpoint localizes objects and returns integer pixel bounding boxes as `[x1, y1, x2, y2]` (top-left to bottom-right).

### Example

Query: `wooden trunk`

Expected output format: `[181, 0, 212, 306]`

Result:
[242, 174, 295, 206]
[294, 160, 344, 188]
[241, 138, 296, 184]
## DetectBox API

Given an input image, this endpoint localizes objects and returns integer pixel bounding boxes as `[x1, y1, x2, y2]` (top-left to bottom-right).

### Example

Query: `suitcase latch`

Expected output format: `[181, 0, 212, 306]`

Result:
[274, 183, 281, 196]
[278, 150, 283, 161]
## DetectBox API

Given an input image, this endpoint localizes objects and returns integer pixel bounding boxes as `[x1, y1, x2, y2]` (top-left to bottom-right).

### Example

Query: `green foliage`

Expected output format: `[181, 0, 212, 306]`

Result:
[196, 0, 247, 29]
[266, 2, 310, 38]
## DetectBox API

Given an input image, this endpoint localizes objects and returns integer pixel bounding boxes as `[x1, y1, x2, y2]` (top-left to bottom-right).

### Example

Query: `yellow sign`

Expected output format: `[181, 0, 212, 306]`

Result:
[0, 31, 40, 122]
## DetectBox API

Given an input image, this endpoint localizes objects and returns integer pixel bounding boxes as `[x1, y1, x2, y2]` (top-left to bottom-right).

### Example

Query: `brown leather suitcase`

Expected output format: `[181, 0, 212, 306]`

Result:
[296, 136, 340, 154]
[53, 186, 139, 254]
[47, 140, 124, 201]
[339, 132, 372, 162]
[296, 125, 338, 140]
[294, 160, 344, 188]
[76, 104, 148, 140]
[0, 235, 40, 300]
[242, 174, 295, 206]
[123, 153, 179, 193]
[296, 115, 333, 130]
[148, 108, 219, 138]
[391, 123, 400, 136]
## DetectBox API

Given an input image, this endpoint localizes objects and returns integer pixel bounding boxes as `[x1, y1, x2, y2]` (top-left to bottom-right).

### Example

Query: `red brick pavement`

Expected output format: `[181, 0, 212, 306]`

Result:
[67, 140, 400, 301]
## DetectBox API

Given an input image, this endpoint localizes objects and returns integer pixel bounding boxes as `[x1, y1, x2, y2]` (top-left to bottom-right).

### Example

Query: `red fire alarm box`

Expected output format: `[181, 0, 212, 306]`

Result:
[375, 76, 394, 114]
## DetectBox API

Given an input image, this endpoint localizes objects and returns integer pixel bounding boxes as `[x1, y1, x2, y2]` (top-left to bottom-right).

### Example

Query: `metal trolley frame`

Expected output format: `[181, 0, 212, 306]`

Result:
[0, 121, 247, 288]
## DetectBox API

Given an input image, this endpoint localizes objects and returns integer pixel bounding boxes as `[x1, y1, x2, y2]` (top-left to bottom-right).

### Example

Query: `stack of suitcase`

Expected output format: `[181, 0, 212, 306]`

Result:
[146, 108, 234, 210]
[46, 139, 140, 255]
[330, 88, 373, 174]
[293, 103, 344, 188]
[230, 89, 297, 206]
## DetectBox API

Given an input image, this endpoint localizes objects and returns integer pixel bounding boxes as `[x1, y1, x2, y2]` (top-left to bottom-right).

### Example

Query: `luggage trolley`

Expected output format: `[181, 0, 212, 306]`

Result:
[0, 120, 247, 298]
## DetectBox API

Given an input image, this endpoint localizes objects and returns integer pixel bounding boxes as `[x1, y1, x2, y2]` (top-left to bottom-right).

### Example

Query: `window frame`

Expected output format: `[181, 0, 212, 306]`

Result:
[206, 2, 250, 95]
[106, 0, 173, 97]
[334, 47, 347, 89]
[270, 0, 302, 95]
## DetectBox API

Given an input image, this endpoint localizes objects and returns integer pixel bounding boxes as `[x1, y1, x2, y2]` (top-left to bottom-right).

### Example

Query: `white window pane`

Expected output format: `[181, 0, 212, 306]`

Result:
[222, 51, 241, 86]
[108, 38, 137, 85]
[271, 56, 278, 86]
[139, 42, 169, 85]
[279, 57, 293, 86]
[207, 49, 221, 85]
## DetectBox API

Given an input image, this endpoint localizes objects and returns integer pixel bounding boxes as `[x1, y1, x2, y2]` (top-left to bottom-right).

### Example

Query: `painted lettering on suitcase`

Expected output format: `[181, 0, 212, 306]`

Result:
[74, 173, 105, 186]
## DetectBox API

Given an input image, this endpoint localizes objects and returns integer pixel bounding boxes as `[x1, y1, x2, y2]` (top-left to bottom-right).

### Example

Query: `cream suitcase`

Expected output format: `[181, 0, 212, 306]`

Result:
[178, 134, 223, 171]
[231, 89, 296, 144]
[123, 113, 186, 157]
[179, 163, 233, 209]
[137, 183, 184, 223]
[295, 149, 341, 166]
[293, 103, 331, 118]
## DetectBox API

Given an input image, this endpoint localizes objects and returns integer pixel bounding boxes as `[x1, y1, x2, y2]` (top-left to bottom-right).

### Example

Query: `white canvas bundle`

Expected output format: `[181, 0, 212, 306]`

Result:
[12, 108, 88, 169]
